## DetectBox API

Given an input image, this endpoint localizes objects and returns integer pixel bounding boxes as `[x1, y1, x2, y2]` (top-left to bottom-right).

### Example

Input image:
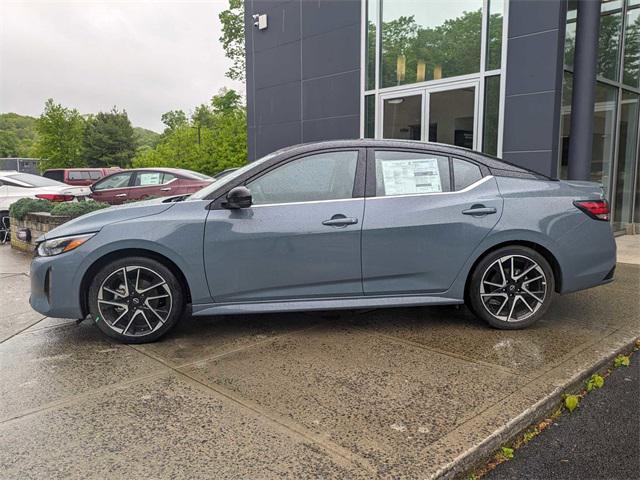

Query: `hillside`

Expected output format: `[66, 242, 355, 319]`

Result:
[0, 113, 160, 157]
[0, 113, 38, 157]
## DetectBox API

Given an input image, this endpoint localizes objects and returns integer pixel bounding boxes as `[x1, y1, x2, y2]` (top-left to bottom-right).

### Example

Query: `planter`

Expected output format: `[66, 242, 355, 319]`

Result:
[10, 212, 71, 254]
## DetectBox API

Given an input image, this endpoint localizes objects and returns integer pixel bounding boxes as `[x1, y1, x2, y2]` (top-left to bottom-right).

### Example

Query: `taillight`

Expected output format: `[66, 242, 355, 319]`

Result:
[573, 200, 610, 221]
[35, 194, 75, 202]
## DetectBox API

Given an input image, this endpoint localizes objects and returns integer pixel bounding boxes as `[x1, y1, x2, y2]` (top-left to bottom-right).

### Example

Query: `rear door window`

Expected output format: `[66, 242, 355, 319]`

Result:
[452, 158, 483, 190]
[374, 151, 451, 196]
[134, 172, 163, 186]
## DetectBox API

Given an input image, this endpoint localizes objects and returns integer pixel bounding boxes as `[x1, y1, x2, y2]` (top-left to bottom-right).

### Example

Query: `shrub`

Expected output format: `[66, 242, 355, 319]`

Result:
[50, 200, 110, 219]
[8, 198, 53, 220]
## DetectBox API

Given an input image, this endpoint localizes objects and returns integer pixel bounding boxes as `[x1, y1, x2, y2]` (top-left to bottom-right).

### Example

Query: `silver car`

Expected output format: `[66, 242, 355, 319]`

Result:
[29, 140, 616, 343]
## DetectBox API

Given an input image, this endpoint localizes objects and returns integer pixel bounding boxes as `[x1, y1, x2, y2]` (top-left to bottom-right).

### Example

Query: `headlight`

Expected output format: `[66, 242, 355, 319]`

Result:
[36, 234, 95, 257]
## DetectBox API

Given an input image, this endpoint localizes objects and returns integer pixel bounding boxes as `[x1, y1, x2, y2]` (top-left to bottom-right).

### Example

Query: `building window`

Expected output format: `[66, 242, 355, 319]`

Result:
[483, 75, 500, 156]
[379, 0, 482, 88]
[365, 95, 376, 138]
[591, 82, 618, 194]
[598, 0, 624, 81]
[561, 0, 640, 230]
[366, 0, 377, 91]
[613, 91, 639, 229]
[486, 0, 504, 71]
[363, 1, 505, 156]
[623, 2, 640, 87]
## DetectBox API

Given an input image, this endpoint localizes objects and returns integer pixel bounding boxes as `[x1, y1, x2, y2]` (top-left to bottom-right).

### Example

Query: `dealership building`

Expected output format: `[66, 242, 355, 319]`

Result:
[244, 0, 640, 233]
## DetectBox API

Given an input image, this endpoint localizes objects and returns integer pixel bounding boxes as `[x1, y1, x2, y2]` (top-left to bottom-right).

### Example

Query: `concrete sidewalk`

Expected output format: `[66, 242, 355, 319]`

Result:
[0, 238, 638, 479]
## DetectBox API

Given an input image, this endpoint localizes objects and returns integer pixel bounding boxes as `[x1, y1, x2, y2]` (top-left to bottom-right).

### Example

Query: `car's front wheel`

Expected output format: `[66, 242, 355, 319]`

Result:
[468, 246, 555, 329]
[88, 257, 185, 343]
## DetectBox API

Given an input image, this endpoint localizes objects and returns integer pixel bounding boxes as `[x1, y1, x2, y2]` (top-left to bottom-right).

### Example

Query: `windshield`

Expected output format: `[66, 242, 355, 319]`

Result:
[188, 152, 278, 200]
[6, 173, 66, 187]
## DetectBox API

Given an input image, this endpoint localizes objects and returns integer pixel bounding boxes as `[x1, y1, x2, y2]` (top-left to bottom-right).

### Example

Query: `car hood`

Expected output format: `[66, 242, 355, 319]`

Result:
[42, 197, 175, 240]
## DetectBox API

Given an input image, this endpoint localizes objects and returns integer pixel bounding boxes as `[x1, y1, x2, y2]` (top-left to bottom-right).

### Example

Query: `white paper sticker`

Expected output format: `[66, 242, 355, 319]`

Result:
[380, 158, 442, 195]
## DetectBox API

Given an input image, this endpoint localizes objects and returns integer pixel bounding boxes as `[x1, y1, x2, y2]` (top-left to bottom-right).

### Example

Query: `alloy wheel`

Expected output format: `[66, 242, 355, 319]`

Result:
[479, 254, 547, 323]
[97, 266, 172, 337]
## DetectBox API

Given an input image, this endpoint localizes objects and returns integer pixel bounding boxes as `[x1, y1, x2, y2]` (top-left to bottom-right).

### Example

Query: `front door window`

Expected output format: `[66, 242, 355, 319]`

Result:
[248, 151, 358, 205]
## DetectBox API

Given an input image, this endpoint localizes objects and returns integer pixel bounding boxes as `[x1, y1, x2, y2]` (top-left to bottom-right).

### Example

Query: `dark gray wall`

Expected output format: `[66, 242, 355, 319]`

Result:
[502, 0, 567, 178]
[245, 0, 361, 161]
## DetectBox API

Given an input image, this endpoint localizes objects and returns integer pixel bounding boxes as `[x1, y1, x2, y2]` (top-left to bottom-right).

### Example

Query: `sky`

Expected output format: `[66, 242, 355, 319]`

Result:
[0, 0, 244, 132]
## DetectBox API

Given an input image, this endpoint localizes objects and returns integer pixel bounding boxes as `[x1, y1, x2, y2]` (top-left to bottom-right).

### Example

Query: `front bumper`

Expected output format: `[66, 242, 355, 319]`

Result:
[30, 253, 85, 319]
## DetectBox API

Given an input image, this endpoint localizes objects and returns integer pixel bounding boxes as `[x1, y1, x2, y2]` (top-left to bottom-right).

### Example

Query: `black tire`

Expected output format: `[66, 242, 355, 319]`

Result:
[88, 256, 185, 343]
[467, 246, 554, 329]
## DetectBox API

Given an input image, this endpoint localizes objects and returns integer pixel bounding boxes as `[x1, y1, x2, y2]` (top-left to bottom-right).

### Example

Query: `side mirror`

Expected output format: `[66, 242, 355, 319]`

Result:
[224, 186, 252, 209]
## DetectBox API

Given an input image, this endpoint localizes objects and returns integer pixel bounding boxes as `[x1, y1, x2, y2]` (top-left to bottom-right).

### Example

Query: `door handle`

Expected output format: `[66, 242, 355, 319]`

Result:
[115, 193, 127, 197]
[462, 205, 496, 216]
[160, 187, 172, 191]
[322, 215, 358, 227]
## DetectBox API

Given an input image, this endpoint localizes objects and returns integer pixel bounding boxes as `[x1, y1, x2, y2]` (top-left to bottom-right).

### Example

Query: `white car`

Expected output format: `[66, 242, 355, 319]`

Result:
[0, 171, 90, 214]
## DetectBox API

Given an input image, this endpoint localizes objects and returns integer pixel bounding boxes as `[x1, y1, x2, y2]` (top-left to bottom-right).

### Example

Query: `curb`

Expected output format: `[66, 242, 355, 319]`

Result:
[434, 335, 639, 480]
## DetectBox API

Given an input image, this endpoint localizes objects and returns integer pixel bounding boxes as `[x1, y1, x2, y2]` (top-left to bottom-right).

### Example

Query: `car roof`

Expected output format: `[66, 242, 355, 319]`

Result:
[265, 139, 551, 180]
[0, 170, 19, 177]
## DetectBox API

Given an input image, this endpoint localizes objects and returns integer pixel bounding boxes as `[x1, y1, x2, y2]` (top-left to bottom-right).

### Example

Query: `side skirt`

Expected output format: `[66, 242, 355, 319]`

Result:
[191, 294, 464, 316]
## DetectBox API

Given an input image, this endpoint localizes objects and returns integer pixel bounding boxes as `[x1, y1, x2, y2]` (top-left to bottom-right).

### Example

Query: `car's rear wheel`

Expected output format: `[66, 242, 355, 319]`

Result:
[468, 246, 554, 329]
[88, 257, 185, 343]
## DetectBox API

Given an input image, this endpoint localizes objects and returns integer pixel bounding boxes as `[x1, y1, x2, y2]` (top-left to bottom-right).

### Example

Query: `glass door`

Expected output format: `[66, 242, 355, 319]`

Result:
[427, 84, 478, 150]
[381, 91, 424, 140]
[379, 82, 479, 149]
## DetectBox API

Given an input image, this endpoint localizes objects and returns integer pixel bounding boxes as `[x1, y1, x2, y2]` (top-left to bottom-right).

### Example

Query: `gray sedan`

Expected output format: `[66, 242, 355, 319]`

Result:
[29, 140, 616, 343]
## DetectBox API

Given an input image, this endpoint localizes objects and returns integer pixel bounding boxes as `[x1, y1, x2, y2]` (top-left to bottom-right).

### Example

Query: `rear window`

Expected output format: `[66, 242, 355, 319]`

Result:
[68, 171, 92, 180]
[43, 170, 65, 182]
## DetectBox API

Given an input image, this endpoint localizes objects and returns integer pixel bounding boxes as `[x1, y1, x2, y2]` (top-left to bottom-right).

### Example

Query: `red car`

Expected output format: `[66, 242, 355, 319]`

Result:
[43, 167, 121, 186]
[89, 168, 213, 205]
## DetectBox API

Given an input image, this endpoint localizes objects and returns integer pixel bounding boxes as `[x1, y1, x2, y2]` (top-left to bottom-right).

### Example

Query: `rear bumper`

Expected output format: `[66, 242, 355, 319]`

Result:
[556, 219, 617, 294]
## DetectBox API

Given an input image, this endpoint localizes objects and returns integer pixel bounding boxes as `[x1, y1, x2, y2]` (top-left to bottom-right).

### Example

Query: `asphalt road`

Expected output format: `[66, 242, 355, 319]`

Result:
[487, 351, 640, 480]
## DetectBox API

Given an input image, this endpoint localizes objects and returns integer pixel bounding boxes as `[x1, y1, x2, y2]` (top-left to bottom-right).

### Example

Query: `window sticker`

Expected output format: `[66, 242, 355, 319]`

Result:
[380, 158, 442, 195]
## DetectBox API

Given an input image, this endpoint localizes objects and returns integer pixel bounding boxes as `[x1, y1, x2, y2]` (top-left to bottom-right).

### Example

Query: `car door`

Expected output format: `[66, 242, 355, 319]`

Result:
[129, 171, 172, 200]
[90, 171, 135, 204]
[361, 149, 503, 295]
[204, 149, 365, 302]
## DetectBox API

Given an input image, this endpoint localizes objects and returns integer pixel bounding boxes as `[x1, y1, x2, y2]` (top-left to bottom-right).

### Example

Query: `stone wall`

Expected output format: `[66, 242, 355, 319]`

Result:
[10, 212, 70, 254]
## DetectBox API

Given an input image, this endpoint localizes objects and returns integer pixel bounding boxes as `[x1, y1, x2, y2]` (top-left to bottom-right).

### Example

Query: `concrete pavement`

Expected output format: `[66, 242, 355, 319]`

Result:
[0, 239, 638, 479]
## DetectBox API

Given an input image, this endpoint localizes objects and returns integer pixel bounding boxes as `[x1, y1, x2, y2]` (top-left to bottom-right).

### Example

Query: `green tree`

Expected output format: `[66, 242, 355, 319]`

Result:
[161, 110, 188, 132]
[132, 89, 247, 176]
[33, 99, 85, 170]
[219, 0, 245, 81]
[0, 131, 19, 157]
[83, 108, 136, 168]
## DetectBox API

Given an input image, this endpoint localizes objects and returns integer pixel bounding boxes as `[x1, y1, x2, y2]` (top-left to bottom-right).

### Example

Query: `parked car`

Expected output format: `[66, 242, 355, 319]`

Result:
[88, 168, 213, 205]
[0, 171, 89, 214]
[29, 140, 616, 344]
[212, 167, 239, 180]
[43, 167, 121, 186]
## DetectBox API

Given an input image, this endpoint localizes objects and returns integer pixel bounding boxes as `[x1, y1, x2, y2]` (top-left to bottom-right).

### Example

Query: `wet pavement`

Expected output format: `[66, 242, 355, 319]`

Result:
[0, 243, 638, 479]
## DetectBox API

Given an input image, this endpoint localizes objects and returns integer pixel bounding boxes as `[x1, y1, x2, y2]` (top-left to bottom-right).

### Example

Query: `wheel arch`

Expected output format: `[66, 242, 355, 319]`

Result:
[464, 240, 563, 300]
[79, 248, 192, 317]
